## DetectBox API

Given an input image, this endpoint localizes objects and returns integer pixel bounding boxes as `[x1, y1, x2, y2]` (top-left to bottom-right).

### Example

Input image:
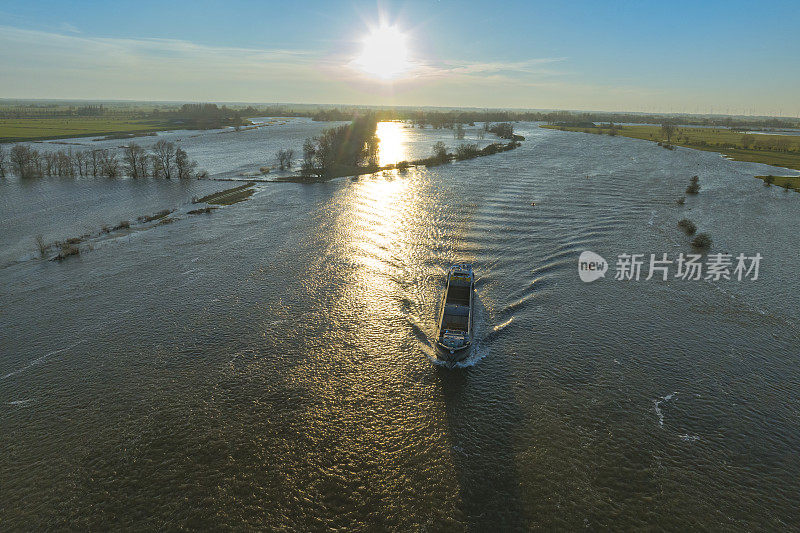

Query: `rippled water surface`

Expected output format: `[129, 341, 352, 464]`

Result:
[1, 122, 799, 530]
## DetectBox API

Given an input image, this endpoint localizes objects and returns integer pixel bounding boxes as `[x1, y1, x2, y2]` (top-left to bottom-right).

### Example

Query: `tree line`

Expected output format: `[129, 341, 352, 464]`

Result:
[153, 103, 246, 130]
[4, 100, 799, 130]
[307, 108, 800, 131]
[738, 134, 798, 152]
[0, 102, 246, 130]
[0, 140, 199, 179]
[301, 116, 380, 178]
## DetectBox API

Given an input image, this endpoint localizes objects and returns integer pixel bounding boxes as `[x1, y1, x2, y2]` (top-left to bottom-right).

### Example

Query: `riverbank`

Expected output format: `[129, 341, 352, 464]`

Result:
[540, 124, 800, 171]
[755, 174, 800, 191]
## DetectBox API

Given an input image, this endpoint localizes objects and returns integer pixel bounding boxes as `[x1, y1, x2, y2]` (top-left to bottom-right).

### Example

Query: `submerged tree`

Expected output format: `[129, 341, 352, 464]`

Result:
[123, 142, 149, 178]
[300, 116, 379, 177]
[691, 233, 712, 249]
[99, 149, 120, 178]
[276, 148, 295, 171]
[455, 143, 480, 160]
[685, 175, 700, 194]
[301, 138, 317, 177]
[89, 149, 102, 177]
[175, 147, 197, 179]
[73, 150, 86, 177]
[432, 141, 449, 163]
[151, 140, 176, 179]
[10, 144, 42, 178]
[677, 218, 697, 235]
[489, 122, 514, 139]
[3, 140, 197, 180]
[35, 234, 47, 257]
[56, 150, 74, 177]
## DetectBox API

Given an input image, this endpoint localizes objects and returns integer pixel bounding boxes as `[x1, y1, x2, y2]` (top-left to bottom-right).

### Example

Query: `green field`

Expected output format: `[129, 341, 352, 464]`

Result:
[0, 117, 177, 142]
[195, 183, 256, 205]
[541, 124, 800, 171]
[754, 174, 800, 191]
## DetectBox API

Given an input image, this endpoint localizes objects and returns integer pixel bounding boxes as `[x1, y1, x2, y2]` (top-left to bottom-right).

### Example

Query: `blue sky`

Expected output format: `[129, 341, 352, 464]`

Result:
[1, 0, 798, 114]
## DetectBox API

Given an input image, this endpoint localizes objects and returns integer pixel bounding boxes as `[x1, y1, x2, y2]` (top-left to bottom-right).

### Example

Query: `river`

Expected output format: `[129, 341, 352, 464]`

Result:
[1, 121, 798, 529]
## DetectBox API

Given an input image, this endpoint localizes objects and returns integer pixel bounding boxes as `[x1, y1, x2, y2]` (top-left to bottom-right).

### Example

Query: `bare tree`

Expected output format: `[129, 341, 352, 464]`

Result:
[175, 147, 197, 179]
[50, 151, 60, 176]
[661, 121, 676, 144]
[432, 141, 449, 162]
[10, 144, 41, 178]
[0, 144, 6, 177]
[276, 148, 295, 170]
[10, 145, 26, 177]
[454, 123, 465, 140]
[30, 149, 43, 177]
[74, 150, 86, 177]
[134, 150, 149, 177]
[99, 149, 120, 178]
[301, 138, 317, 176]
[123, 143, 148, 178]
[151, 140, 175, 179]
[89, 149, 101, 177]
[56, 150, 74, 177]
[42, 152, 52, 176]
[774, 138, 791, 152]
[35, 234, 47, 257]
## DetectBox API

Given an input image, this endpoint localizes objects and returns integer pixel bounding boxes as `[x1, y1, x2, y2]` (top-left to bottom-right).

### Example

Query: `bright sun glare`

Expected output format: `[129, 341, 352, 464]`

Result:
[354, 25, 410, 80]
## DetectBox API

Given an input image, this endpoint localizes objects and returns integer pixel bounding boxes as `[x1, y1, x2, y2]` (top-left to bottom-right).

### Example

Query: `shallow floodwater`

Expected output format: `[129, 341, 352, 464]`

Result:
[1, 119, 476, 265]
[1, 123, 799, 530]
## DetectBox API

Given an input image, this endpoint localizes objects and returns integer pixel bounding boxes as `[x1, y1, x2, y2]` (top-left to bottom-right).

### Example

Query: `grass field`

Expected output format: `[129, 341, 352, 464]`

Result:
[0, 117, 177, 142]
[541, 124, 800, 171]
[754, 175, 800, 191]
[195, 183, 255, 205]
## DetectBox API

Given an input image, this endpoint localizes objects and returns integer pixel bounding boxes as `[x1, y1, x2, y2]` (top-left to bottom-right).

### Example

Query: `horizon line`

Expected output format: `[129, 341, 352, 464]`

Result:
[0, 98, 797, 121]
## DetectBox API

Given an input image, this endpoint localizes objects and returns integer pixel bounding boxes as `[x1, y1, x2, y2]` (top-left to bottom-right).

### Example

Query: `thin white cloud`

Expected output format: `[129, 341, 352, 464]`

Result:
[327, 52, 566, 92]
[59, 22, 81, 34]
[2, 24, 774, 114]
[0, 26, 313, 75]
[418, 57, 566, 78]
[0, 25, 328, 100]
[0, 25, 563, 95]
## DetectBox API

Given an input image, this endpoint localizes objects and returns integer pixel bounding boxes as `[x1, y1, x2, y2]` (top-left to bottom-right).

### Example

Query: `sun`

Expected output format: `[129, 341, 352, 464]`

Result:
[353, 25, 411, 80]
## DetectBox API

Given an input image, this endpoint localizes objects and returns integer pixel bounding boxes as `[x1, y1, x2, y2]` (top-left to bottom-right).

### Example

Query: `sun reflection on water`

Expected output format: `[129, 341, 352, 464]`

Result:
[350, 177, 410, 270]
[337, 175, 418, 333]
[376, 122, 408, 166]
